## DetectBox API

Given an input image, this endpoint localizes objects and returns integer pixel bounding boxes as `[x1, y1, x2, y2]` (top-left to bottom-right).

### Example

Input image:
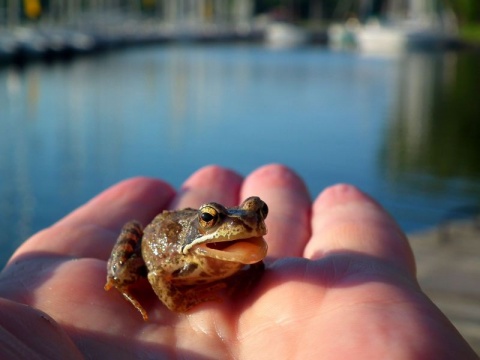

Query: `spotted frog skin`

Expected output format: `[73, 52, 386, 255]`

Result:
[104, 196, 268, 320]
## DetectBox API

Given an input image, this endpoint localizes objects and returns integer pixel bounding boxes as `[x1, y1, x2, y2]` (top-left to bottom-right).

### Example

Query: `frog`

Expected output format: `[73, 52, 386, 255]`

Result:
[104, 196, 268, 320]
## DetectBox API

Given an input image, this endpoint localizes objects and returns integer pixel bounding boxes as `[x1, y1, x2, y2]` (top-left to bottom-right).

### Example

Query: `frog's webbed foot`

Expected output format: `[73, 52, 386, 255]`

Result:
[105, 221, 149, 320]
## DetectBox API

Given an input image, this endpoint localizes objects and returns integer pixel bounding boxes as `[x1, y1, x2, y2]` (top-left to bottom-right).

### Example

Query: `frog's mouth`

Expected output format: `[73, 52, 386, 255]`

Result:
[184, 236, 267, 264]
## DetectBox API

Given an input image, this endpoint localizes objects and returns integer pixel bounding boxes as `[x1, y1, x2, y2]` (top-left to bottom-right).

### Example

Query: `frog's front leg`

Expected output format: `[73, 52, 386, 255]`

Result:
[147, 271, 226, 313]
[227, 260, 265, 297]
[105, 221, 149, 320]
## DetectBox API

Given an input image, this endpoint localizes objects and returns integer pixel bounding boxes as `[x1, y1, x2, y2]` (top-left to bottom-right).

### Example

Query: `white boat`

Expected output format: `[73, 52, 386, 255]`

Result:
[329, 0, 459, 53]
[356, 17, 459, 53]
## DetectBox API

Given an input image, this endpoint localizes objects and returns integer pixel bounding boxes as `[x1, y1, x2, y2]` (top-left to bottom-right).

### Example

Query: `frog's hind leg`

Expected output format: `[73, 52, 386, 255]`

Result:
[105, 221, 149, 320]
[148, 272, 226, 313]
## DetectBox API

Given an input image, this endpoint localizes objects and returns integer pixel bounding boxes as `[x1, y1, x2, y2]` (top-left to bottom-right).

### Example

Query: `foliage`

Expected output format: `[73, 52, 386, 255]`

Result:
[253, 0, 480, 24]
[448, 0, 480, 24]
[459, 24, 480, 42]
[253, 0, 343, 19]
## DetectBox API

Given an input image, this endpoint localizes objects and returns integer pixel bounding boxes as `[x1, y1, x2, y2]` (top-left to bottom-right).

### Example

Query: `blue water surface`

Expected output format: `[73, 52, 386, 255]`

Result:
[1, 44, 480, 267]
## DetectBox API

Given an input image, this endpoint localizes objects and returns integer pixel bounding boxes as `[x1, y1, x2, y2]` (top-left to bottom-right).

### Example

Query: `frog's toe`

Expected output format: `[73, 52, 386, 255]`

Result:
[121, 291, 149, 321]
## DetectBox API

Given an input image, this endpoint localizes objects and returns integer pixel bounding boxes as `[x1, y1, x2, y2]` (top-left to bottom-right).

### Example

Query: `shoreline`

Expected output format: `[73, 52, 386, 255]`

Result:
[0, 25, 266, 67]
[2, 23, 478, 69]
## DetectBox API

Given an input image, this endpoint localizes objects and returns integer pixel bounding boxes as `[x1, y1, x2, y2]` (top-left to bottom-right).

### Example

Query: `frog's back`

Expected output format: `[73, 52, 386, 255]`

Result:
[141, 209, 198, 263]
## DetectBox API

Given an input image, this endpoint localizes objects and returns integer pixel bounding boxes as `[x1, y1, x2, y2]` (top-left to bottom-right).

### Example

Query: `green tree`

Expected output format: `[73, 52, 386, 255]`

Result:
[448, 0, 480, 25]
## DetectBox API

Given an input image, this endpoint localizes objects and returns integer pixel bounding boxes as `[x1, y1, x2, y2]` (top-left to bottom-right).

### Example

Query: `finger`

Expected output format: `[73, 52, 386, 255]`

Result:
[0, 298, 83, 359]
[60, 177, 175, 229]
[305, 184, 416, 276]
[9, 177, 175, 262]
[240, 164, 311, 259]
[171, 165, 243, 209]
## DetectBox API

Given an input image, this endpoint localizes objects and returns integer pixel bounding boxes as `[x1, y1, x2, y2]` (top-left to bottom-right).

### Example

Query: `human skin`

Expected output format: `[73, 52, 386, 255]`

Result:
[0, 164, 477, 359]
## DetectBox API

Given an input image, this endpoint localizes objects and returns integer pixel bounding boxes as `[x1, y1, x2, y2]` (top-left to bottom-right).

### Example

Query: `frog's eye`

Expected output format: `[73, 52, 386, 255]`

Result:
[199, 205, 219, 228]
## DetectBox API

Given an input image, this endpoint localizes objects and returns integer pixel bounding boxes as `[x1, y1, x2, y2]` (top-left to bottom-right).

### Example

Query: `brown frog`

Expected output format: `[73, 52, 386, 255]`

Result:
[104, 196, 268, 320]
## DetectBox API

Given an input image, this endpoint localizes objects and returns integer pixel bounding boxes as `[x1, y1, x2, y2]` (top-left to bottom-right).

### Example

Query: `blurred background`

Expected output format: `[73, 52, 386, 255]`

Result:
[1, 1, 480, 350]
[1, 0, 480, 260]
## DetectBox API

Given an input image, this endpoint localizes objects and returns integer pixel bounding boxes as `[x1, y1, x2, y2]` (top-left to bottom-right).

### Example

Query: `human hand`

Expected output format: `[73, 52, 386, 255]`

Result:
[0, 164, 476, 359]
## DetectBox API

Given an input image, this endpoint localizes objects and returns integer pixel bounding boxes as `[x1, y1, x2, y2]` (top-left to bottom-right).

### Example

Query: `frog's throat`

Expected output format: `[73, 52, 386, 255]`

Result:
[181, 233, 267, 264]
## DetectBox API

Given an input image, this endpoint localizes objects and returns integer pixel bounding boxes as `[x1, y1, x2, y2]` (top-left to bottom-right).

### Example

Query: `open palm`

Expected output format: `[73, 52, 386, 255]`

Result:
[0, 164, 476, 359]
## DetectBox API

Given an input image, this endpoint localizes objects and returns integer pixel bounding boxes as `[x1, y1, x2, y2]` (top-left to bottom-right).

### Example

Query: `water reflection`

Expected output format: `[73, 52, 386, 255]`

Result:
[1, 67, 38, 250]
[383, 52, 480, 182]
[382, 51, 480, 218]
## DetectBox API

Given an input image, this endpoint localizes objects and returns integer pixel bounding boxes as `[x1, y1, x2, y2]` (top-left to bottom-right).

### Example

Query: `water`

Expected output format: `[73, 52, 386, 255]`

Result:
[1, 44, 480, 267]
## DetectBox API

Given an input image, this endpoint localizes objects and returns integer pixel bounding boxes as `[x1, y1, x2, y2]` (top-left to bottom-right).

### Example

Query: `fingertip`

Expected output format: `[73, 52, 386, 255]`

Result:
[242, 164, 311, 258]
[313, 184, 398, 233]
[92, 177, 176, 207]
[181, 165, 242, 189]
[308, 184, 416, 276]
[173, 165, 243, 209]
[63, 176, 176, 229]
[243, 163, 310, 194]
[13, 177, 177, 263]
[315, 183, 374, 208]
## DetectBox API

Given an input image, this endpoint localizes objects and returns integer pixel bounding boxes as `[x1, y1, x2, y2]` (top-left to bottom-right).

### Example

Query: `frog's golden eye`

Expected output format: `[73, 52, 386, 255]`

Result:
[199, 205, 218, 228]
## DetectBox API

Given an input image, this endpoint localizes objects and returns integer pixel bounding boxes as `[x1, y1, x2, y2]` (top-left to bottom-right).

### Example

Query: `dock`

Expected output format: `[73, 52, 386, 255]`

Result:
[409, 219, 480, 355]
[0, 23, 266, 67]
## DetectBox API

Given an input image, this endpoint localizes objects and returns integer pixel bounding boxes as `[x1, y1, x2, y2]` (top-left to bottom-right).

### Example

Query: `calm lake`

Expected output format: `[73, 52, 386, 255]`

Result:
[1, 44, 480, 267]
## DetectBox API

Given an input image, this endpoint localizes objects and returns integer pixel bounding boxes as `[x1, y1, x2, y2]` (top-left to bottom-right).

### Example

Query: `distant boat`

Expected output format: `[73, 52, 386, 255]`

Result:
[329, 0, 459, 53]
[265, 22, 309, 48]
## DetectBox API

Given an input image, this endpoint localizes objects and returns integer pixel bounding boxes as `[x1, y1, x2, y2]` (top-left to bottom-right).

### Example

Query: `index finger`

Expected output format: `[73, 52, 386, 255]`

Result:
[8, 177, 175, 263]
